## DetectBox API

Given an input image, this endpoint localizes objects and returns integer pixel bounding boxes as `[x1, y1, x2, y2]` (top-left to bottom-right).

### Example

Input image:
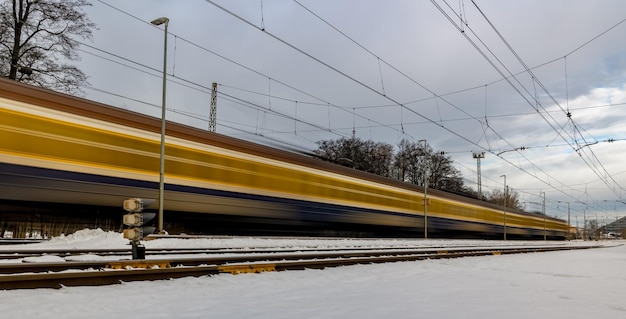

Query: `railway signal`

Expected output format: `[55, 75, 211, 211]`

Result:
[123, 198, 156, 259]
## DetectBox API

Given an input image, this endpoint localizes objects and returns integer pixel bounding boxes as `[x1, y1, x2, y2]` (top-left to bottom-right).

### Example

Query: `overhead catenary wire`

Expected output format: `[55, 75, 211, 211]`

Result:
[468, 0, 622, 197]
[429, 0, 625, 206]
[289, 0, 603, 201]
[78, 44, 332, 149]
[85, 84, 319, 154]
[88, 1, 449, 146]
[204, 0, 591, 203]
[97, 0, 422, 144]
[293, 0, 624, 213]
[87, 1, 624, 216]
[95, 0, 625, 151]
[466, 0, 626, 199]
[306, 2, 621, 205]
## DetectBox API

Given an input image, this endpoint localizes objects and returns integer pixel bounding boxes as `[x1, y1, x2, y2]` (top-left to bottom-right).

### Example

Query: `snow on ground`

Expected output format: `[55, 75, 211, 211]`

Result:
[0, 229, 624, 318]
[0, 228, 606, 252]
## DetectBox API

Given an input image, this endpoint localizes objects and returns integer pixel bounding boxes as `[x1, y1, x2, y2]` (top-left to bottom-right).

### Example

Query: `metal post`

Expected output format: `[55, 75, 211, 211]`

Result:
[419, 139, 428, 239]
[575, 215, 579, 239]
[473, 152, 485, 199]
[151, 17, 169, 234]
[565, 202, 570, 240]
[542, 192, 546, 240]
[595, 215, 598, 238]
[558, 201, 571, 240]
[209, 82, 217, 132]
[583, 209, 586, 240]
[500, 175, 506, 240]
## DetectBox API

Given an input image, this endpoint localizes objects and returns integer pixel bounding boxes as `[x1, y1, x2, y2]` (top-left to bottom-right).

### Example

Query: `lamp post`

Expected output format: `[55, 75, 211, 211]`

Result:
[151, 17, 169, 234]
[583, 209, 587, 241]
[419, 139, 428, 239]
[500, 175, 507, 240]
[566, 202, 570, 240]
[558, 201, 571, 240]
[541, 192, 546, 240]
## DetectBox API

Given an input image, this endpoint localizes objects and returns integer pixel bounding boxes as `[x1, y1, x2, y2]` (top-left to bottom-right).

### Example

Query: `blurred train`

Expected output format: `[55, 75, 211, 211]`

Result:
[0, 78, 568, 239]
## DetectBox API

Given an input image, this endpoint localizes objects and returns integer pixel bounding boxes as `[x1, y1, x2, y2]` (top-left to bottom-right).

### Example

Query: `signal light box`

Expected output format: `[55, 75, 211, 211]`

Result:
[122, 198, 157, 259]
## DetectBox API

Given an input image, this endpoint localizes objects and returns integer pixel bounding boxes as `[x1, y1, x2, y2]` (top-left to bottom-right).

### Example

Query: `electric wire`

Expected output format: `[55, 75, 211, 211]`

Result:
[291, 0, 598, 203]
[432, 0, 625, 208]
[87, 0, 624, 216]
[207, 0, 591, 207]
[466, 0, 626, 199]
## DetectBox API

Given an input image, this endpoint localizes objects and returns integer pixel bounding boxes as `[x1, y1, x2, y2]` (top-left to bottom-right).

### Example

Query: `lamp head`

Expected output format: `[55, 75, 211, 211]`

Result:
[151, 17, 169, 26]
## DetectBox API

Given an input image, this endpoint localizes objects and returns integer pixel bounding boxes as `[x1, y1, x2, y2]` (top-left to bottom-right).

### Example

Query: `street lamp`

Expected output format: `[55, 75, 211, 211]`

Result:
[583, 209, 587, 241]
[151, 16, 169, 234]
[500, 175, 507, 240]
[557, 201, 571, 240]
[541, 192, 546, 240]
[419, 139, 428, 239]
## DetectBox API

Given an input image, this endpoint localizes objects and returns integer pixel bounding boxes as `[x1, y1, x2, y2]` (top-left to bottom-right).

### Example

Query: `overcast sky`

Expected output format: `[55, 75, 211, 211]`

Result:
[76, 0, 626, 224]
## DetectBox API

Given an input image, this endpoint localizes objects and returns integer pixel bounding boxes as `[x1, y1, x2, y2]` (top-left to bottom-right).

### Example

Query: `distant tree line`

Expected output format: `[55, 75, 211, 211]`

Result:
[314, 137, 523, 210]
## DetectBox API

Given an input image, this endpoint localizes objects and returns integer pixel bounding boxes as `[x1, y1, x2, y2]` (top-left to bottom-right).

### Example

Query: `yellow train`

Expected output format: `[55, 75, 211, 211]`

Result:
[0, 78, 568, 239]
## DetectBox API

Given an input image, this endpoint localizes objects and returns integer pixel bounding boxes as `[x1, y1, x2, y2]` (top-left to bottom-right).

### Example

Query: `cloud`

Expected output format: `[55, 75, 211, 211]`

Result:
[77, 0, 626, 221]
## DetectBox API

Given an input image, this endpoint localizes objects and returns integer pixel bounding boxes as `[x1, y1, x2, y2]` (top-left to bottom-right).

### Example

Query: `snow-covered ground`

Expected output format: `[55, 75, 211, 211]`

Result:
[1, 229, 624, 318]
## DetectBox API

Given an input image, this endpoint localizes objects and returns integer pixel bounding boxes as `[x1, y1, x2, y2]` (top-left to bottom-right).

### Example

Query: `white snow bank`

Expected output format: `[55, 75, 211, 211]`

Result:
[21, 255, 66, 263]
[45, 228, 129, 249]
[1, 240, 624, 318]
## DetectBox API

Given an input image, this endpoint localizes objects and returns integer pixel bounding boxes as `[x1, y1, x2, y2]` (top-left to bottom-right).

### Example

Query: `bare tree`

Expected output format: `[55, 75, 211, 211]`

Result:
[392, 138, 426, 185]
[487, 188, 523, 210]
[428, 151, 465, 193]
[0, 0, 96, 94]
[391, 139, 466, 193]
[314, 137, 394, 177]
[315, 137, 467, 191]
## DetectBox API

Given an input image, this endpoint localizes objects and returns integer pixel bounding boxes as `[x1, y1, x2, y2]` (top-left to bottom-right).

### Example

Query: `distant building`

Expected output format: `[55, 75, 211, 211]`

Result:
[568, 225, 577, 239]
[603, 216, 626, 237]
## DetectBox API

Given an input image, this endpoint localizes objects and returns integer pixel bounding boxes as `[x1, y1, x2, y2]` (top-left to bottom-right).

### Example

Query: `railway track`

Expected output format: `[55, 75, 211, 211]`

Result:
[0, 244, 603, 290]
[0, 242, 575, 259]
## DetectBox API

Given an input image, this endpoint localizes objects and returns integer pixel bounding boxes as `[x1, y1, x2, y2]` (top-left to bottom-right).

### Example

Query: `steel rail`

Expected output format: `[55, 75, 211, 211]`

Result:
[0, 245, 597, 274]
[0, 242, 584, 260]
[0, 245, 604, 290]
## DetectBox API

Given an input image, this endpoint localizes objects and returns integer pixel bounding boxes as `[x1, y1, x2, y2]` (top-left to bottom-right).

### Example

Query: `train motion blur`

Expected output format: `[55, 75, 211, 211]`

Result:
[0, 78, 568, 239]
